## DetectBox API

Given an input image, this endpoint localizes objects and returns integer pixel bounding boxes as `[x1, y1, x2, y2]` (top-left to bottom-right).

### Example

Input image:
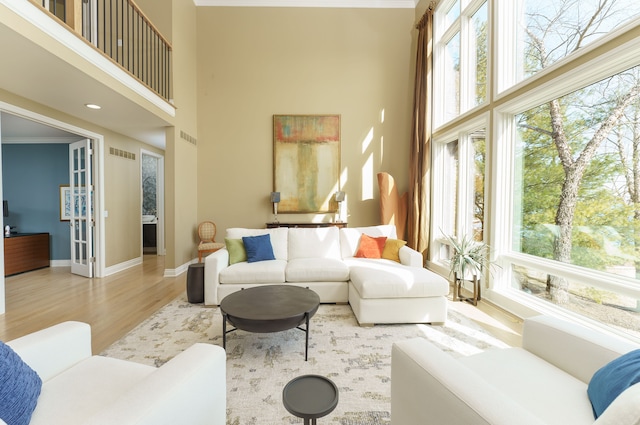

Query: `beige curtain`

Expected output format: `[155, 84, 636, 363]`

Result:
[407, 8, 433, 258]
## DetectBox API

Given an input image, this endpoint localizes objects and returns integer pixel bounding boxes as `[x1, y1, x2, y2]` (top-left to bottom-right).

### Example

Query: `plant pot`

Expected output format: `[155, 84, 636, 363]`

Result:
[453, 272, 481, 306]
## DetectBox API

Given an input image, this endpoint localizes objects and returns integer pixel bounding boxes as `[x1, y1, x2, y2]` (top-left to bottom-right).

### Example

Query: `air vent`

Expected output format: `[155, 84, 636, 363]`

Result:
[109, 147, 136, 160]
[180, 130, 197, 145]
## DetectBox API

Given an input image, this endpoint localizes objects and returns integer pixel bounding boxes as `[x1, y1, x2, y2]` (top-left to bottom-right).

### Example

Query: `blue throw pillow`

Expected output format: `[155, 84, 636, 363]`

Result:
[242, 234, 275, 263]
[588, 349, 640, 418]
[0, 341, 42, 425]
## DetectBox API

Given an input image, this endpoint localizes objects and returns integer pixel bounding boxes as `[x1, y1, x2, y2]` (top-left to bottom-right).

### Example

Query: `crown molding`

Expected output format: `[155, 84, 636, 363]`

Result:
[194, 0, 418, 8]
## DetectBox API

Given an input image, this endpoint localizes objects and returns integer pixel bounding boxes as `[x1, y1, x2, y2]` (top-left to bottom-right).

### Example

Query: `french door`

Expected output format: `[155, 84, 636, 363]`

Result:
[69, 139, 94, 277]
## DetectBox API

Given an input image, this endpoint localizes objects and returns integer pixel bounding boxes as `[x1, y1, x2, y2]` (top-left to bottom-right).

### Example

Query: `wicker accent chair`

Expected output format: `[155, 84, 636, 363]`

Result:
[197, 221, 225, 262]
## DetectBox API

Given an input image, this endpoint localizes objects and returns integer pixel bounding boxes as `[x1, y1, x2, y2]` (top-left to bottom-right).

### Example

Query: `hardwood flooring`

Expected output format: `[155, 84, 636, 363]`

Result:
[0, 255, 185, 353]
[0, 255, 524, 353]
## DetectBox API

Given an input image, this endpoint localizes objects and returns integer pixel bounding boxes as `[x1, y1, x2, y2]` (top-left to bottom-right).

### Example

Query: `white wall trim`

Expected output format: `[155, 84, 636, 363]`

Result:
[163, 260, 194, 278]
[194, 0, 417, 8]
[104, 257, 143, 277]
[50, 260, 71, 267]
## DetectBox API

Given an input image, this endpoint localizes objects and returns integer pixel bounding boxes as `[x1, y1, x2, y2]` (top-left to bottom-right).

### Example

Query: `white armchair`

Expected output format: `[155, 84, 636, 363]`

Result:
[391, 315, 640, 425]
[4, 321, 226, 425]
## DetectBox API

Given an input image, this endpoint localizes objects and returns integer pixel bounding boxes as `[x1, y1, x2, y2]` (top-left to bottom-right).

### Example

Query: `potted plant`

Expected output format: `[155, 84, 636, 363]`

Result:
[442, 233, 492, 305]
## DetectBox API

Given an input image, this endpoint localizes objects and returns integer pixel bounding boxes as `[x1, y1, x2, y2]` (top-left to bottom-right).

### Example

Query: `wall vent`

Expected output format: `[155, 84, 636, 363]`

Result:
[180, 130, 197, 145]
[109, 147, 136, 160]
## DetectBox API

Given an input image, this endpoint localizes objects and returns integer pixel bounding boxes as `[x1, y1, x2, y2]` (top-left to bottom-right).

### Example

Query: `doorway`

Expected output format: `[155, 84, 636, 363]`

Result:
[141, 150, 164, 256]
[0, 105, 105, 278]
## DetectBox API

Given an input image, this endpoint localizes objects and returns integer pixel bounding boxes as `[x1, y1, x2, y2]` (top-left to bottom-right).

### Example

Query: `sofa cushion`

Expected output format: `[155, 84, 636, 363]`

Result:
[0, 341, 42, 425]
[29, 356, 153, 425]
[588, 349, 640, 418]
[288, 227, 341, 260]
[225, 238, 247, 265]
[347, 259, 449, 298]
[242, 234, 275, 263]
[286, 258, 349, 282]
[459, 347, 595, 425]
[340, 225, 397, 259]
[226, 228, 288, 260]
[354, 234, 387, 259]
[382, 239, 407, 262]
[219, 260, 287, 284]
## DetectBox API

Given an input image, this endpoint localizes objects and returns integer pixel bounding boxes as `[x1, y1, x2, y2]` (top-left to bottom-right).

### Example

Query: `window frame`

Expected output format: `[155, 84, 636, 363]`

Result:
[431, 0, 640, 342]
[433, 0, 491, 129]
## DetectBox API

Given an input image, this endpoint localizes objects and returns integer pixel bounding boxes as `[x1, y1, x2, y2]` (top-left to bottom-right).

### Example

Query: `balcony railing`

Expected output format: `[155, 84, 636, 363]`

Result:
[34, 0, 172, 103]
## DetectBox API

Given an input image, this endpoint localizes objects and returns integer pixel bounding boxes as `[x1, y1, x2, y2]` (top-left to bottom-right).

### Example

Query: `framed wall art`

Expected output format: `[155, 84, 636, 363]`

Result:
[273, 114, 341, 213]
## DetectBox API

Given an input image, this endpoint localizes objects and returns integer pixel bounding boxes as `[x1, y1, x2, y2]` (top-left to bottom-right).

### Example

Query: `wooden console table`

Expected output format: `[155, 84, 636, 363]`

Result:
[266, 222, 347, 229]
[4, 233, 50, 276]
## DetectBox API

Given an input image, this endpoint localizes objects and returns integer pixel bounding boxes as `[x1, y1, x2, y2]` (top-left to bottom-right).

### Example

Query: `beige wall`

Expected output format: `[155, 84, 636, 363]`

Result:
[164, 0, 200, 268]
[196, 7, 415, 233]
[104, 132, 164, 265]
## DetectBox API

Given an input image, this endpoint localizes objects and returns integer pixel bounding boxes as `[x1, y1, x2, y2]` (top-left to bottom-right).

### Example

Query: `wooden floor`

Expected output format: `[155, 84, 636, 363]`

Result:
[0, 255, 524, 353]
[0, 255, 185, 353]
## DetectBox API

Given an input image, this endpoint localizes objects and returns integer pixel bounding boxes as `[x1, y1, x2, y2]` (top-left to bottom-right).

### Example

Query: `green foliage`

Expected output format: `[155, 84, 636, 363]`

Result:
[442, 233, 491, 279]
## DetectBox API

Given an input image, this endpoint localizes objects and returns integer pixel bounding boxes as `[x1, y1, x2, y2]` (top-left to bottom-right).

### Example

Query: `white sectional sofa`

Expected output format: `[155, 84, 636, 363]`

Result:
[203, 224, 449, 325]
[391, 315, 640, 425]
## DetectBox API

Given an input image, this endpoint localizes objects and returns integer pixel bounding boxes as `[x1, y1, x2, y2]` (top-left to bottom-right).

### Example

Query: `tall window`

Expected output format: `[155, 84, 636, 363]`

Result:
[435, 0, 488, 127]
[432, 124, 487, 266]
[432, 0, 640, 340]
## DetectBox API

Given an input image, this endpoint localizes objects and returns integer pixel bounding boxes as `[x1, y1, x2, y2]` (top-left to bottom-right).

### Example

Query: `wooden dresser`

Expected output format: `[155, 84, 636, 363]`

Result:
[4, 233, 50, 276]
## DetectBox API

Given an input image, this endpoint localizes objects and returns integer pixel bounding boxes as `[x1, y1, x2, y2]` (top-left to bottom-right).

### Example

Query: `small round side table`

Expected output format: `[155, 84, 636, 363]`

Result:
[283, 375, 339, 425]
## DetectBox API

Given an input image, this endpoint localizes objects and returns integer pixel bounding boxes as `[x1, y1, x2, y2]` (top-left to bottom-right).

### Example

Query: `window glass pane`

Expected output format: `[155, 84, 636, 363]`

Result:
[471, 130, 486, 240]
[444, 33, 461, 122]
[471, 2, 488, 106]
[443, 140, 460, 237]
[514, 64, 640, 287]
[517, 0, 640, 83]
[512, 264, 640, 340]
[446, 0, 461, 26]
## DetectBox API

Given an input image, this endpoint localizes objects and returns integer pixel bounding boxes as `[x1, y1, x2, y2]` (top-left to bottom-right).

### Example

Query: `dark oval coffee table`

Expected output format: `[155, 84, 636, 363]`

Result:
[219, 285, 320, 361]
[283, 375, 339, 425]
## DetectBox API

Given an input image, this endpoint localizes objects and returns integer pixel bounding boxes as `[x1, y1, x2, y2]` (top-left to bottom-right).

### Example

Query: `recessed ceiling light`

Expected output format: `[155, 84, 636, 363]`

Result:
[85, 103, 101, 110]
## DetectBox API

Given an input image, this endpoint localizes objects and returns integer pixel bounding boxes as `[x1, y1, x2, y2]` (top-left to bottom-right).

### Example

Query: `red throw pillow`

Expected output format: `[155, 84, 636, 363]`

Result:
[355, 234, 387, 259]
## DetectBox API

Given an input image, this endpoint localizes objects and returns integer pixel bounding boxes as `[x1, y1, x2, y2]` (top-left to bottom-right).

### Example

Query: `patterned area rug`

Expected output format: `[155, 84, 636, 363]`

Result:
[101, 294, 509, 425]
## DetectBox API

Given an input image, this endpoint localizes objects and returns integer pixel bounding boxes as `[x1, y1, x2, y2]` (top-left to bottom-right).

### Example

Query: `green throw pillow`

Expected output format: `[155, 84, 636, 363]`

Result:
[225, 238, 247, 264]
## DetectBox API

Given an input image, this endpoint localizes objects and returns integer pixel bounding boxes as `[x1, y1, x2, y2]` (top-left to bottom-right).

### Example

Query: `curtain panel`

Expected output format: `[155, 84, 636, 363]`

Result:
[407, 8, 433, 259]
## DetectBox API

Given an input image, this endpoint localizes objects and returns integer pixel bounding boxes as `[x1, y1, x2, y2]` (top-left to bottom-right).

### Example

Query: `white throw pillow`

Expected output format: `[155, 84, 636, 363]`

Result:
[288, 227, 341, 260]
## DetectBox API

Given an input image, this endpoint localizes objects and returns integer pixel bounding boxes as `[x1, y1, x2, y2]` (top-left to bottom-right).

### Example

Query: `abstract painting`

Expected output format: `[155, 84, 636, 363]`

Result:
[273, 115, 341, 213]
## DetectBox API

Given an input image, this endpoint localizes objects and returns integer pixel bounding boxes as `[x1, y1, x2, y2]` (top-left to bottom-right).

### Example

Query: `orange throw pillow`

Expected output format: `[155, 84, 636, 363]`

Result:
[355, 234, 387, 259]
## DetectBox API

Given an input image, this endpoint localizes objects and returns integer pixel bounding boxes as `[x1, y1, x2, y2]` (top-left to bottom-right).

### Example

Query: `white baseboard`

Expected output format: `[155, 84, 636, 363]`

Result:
[104, 257, 143, 276]
[163, 259, 197, 277]
[50, 260, 71, 267]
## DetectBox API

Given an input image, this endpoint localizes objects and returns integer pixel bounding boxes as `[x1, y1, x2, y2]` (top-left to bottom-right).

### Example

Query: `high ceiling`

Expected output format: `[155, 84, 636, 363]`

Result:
[194, 0, 418, 7]
[1, 0, 419, 148]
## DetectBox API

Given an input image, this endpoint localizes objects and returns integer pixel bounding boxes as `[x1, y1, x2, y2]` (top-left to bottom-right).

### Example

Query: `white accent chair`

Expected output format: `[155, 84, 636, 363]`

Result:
[4, 321, 226, 425]
[391, 315, 640, 425]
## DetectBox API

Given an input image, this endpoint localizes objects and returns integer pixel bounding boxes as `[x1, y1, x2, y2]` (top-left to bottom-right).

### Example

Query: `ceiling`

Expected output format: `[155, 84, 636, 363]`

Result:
[1, 112, 85, 144]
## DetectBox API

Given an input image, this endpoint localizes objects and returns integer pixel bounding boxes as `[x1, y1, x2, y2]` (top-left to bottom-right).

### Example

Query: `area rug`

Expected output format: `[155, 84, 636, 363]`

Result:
[101, 294, 510, 425]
